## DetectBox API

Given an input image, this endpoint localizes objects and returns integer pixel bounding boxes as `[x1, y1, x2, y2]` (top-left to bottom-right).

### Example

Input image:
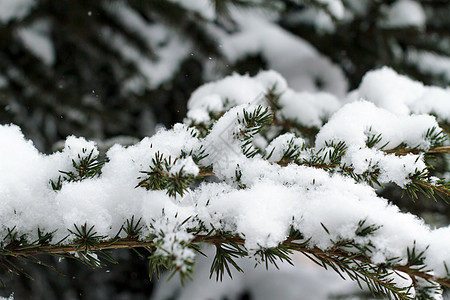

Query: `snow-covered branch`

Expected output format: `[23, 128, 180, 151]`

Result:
[0, 69, 449, 299]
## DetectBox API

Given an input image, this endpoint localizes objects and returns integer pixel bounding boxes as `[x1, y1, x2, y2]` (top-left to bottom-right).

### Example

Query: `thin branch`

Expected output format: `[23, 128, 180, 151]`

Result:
[385, 146, 450, 156]
[3, 235, 449, 288]
[424, 146, 450, 154]
[415, 180, 450, 198]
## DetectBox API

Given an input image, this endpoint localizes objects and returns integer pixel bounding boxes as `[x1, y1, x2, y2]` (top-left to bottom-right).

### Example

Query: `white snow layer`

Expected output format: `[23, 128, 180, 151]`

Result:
[315, 0, 345, 20]
[166, 0, 216, 20]
[316, 100, 439, 150]
[0, 0, 35, 23]
[407, 50, 450, 82]
[218, 11, 348, 97]
[350, 67, 450, 122]
[105, 2, 193, 89]
[187, 70, 340, 128]
[0, 68, 448, 292]
[17, 19, 55, 65]
[0, 104, 448, 279]
[384, 0, 426, 28]
[315, 100, 436, 186]
[188, 69, 439, 188]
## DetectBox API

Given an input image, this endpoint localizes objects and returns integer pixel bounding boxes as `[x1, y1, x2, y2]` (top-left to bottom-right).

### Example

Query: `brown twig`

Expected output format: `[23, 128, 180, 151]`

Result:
[415, 180, 450, 198]
[3, 235, 449, 288]
[385, 146, 450, 156]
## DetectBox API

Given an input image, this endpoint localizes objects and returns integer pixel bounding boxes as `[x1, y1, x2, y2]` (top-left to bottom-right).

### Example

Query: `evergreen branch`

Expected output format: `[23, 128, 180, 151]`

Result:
[136, 152, 197, 197]
[197, 163, 449, 202]
[50, 148, 106, 190]
[236, 105, 273, 158]
[427, 146, 450, 154]
[412, 180, 450, 201]
[385, 146, 450, 156]
[2, 235, 449, 289]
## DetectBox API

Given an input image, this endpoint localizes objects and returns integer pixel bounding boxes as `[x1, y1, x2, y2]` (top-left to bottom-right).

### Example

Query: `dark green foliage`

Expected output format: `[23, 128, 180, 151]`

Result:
[122, 216, 143, 239]
[297, 140, 349, 172]
[36, 228, 55, 246]
[147, 241, 195, 283]
[264, 85, 282, 110]
[148, 250, 173, 281]
[236, 105, 273, 158]
[210, 242, 247, 281]
[61, 149, 105, 181]
[234, 165, 247, 189]
[3, 227, 28, 249]
[255, 246, 294, 270]
[365, 127, 389, 149]
[309, 222, 414, 300]
[355, 220, 381, 238]
[425, 126, 448, 149]
[49, 148, 105, 191]
[180, 145, 208, 165]
[137, 151, 197, 197]
[68, 223, 107, 252]
[66, 223, 117, 268]
[405, 169, 450, 203]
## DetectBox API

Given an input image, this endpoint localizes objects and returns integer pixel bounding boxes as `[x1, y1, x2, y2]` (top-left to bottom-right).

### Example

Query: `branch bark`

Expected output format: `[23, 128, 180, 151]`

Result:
[3, 235, 449, 288]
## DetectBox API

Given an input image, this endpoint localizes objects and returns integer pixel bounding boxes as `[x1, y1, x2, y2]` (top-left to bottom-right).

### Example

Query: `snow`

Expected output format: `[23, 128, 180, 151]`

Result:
[0, 125, 95, 242]
[292, 8, 337, 33]
[316, 0, 345, 20]
[265, 133, 305, 162]
[316, 100, 440, 150]
[166, 0, 216, 20]
[105, 3, 193, 89]
[279, 90, 341, 128]
[384, 0, 426, 28]
[201, 104, 256, 175]
[169, 157, 200, 176]
[187, 73, 270, 124]
[0, 75, 7, 88]
[345, 0, 371, 16]
[0, 67, 449, 294]
[0, 0, 34, 23]
[218, 11, 348, 97]
[351, 67, 450, 122]
[315, 101, 439, 186]
[17, 20, 55, 65]
[187, 70, 341, 129]
[0, 118, 436, 253]
[0, 119, 448, 289]
[188, 69, 442, 185]
[287, 0, 345, 32]
[407, 49, 450, 82]
[103, 1, 349, 95]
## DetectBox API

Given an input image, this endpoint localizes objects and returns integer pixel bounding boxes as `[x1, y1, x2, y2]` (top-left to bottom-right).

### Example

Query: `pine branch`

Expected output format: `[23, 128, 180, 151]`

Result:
[197, 162, 450, 202]
[413, 180, 450, 200]
[385, 146, 450, 156]
[136, 152, 197, 197]
[2, 235, 449, 289]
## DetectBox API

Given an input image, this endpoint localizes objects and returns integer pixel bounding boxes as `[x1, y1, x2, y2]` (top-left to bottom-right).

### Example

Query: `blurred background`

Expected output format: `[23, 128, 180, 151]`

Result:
[0, 0, 449, 299]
